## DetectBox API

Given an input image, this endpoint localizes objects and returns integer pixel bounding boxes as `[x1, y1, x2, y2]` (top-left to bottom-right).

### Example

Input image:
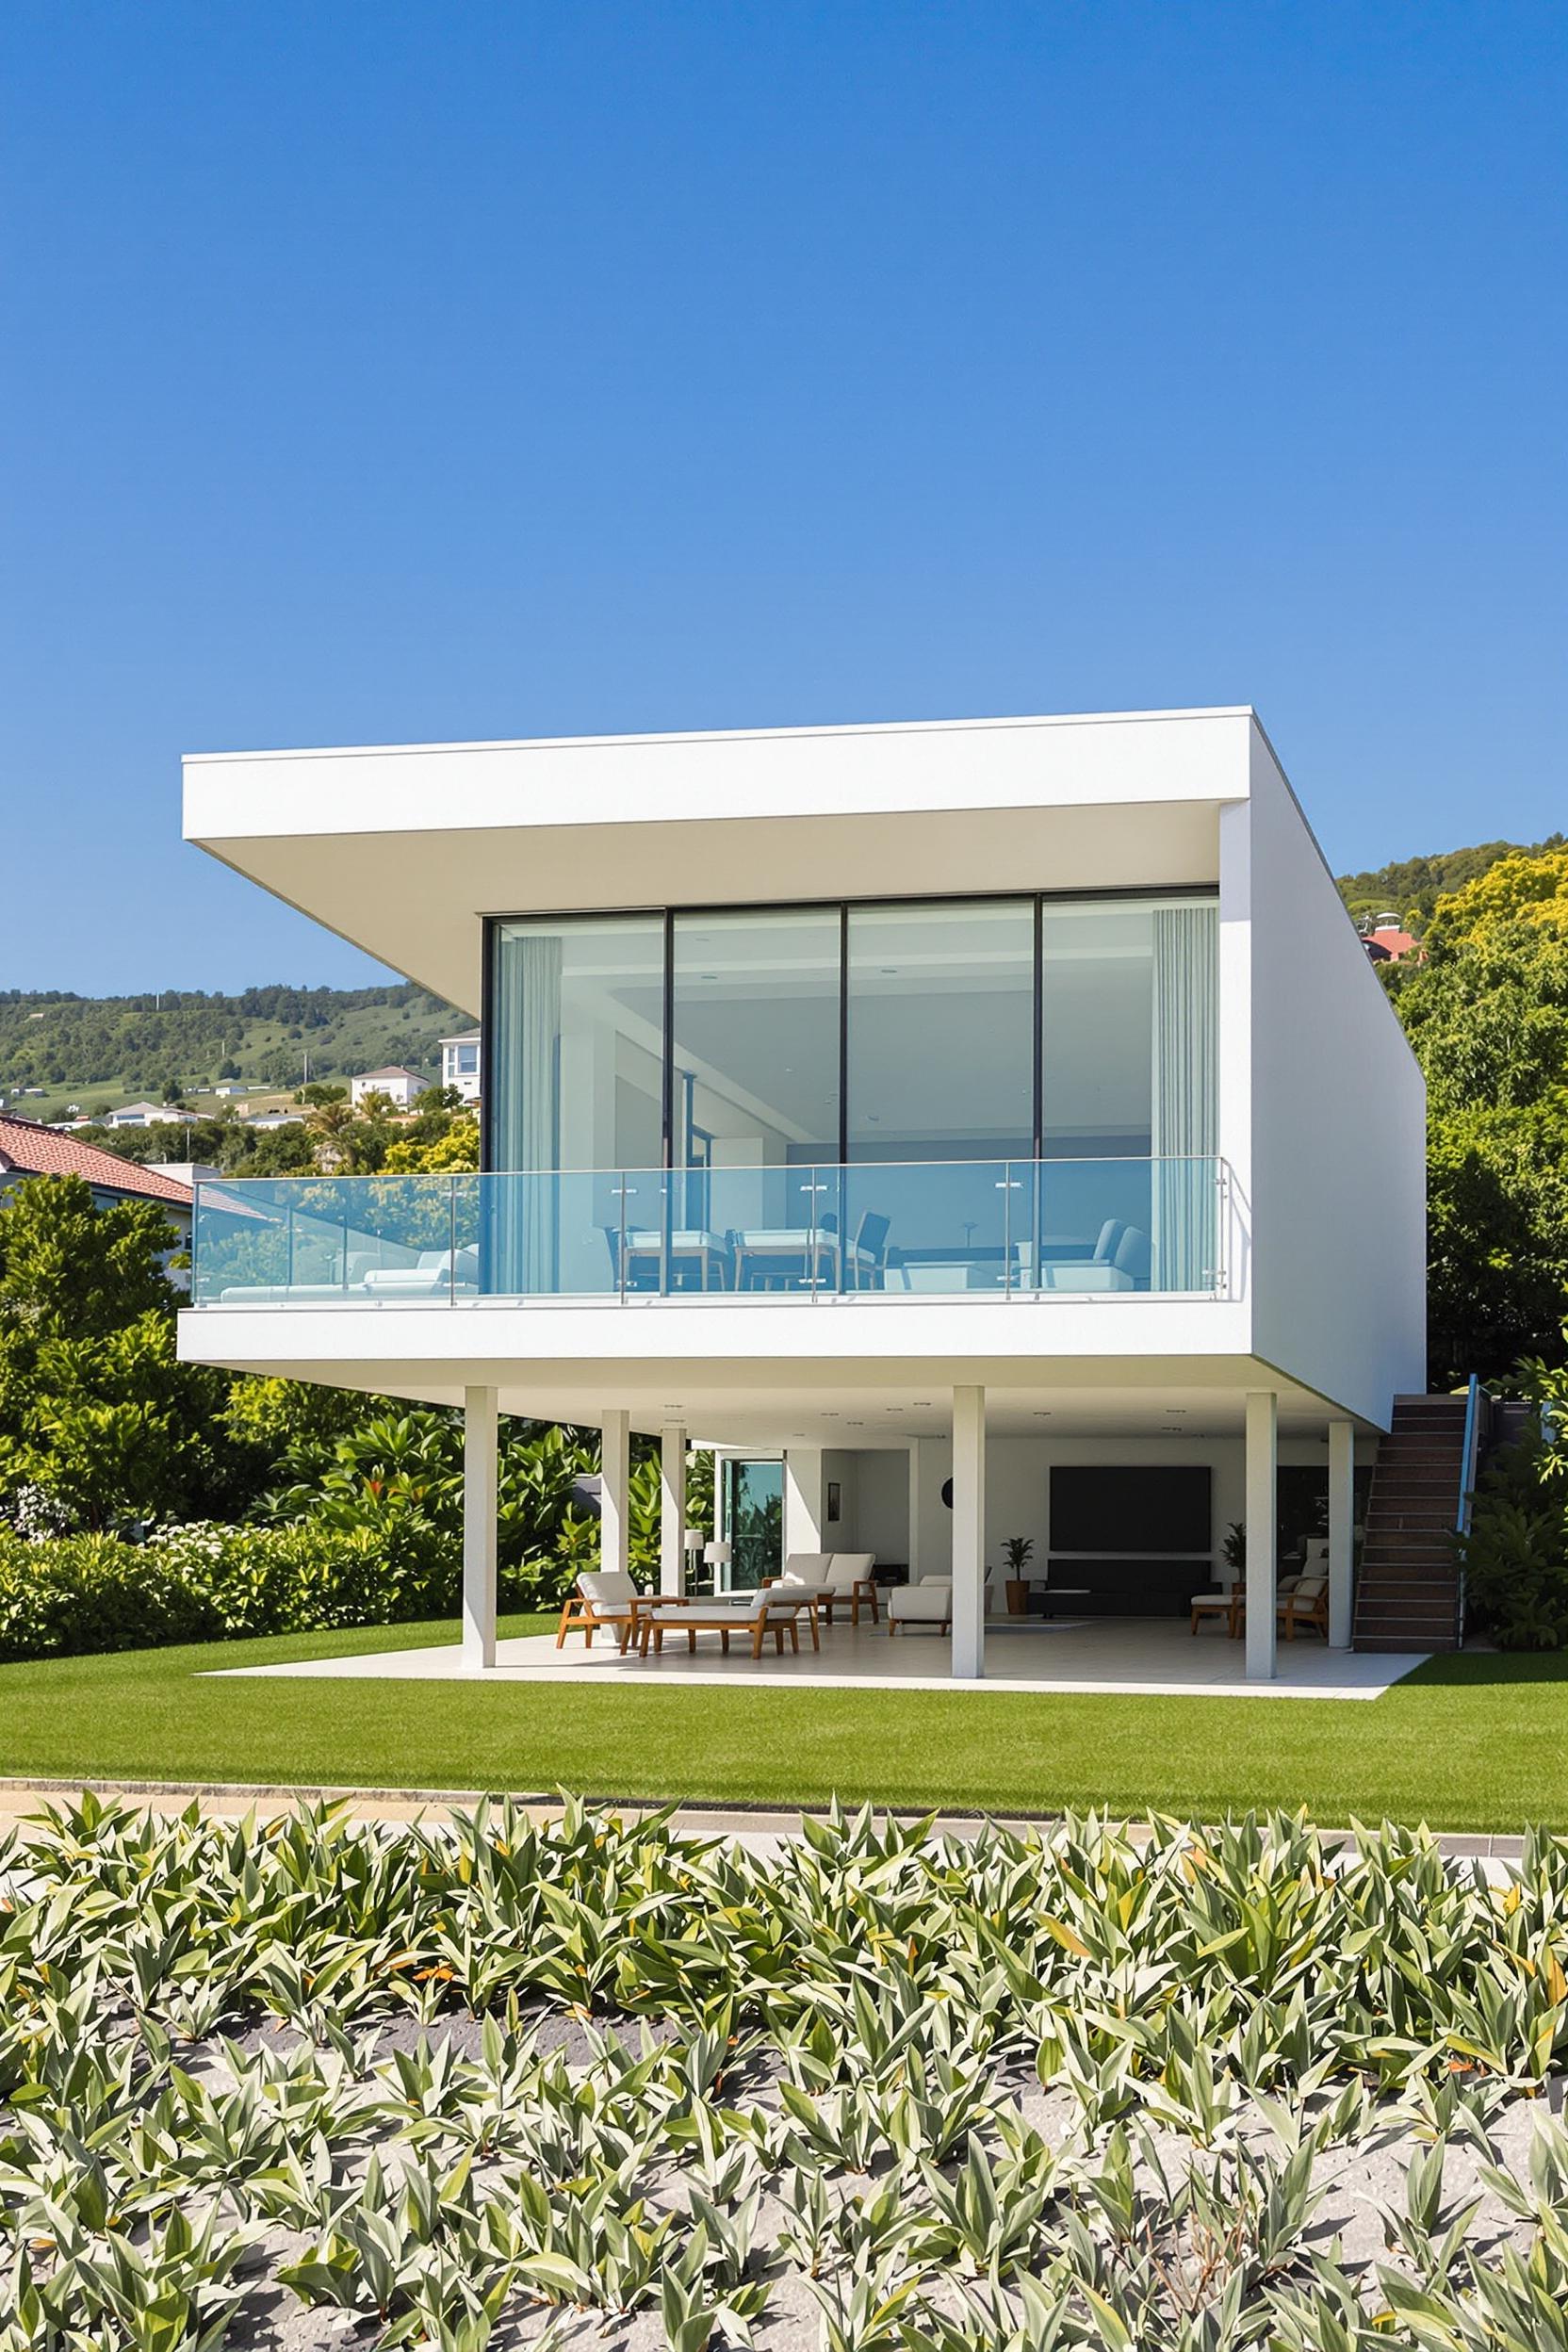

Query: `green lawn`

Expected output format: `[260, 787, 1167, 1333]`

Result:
[0, 1617, 1563, 1831]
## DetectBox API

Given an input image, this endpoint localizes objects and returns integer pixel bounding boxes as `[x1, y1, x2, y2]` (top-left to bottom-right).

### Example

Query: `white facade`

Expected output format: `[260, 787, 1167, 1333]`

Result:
[106, 1102, 197, 1128]
[178, 708, 1426, 1682]
[349, 1066, 426, 1110]
[440, 1032, 482, 1102]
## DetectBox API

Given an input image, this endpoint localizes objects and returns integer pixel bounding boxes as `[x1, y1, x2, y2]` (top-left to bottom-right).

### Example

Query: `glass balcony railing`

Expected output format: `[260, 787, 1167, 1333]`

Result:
[189, 1159, 1225, 1306]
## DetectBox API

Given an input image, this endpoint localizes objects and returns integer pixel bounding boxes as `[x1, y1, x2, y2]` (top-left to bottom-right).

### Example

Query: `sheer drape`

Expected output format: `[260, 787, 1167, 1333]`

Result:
[489, 929, 563, 1292]
[1151, 904, 1218, 1289]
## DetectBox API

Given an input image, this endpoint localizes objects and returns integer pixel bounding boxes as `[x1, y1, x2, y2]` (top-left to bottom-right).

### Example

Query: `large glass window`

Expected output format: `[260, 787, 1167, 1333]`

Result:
[671, 909, 841, 1276]
[490, 915, 664, 1173]
[841, 901, 1035, 1282]
[484, 892, 1218, 1294]
[489, 915, 664, 1293]
[1037, 897, 1217, 1290]
[845, 901, 1036, 1160]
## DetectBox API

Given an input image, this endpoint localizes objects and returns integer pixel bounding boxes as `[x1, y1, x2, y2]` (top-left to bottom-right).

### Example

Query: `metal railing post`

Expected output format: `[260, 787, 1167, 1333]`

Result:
[1455, 1371, 1483, 1648]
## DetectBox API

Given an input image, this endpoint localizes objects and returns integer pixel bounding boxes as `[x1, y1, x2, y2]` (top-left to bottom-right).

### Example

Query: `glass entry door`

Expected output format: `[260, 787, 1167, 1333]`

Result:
[721, 1459, 784, 1592]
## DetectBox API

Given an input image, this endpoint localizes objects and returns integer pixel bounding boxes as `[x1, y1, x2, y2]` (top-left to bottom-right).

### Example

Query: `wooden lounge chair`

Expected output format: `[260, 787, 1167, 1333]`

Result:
[817, 1552, 880, 1625]
[555, 1569, 639, 1651]
[1190, 1587, 1242, 1636]
[639, 1592, 821, 1658]
[1279, 1572, 1330, 1640]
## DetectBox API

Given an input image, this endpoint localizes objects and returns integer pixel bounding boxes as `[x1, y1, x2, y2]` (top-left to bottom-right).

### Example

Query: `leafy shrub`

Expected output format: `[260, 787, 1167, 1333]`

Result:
[0, 1519, 466, 1662]
[1458, 1417, 1568, 1648]
[0, 1531, 218, 1659]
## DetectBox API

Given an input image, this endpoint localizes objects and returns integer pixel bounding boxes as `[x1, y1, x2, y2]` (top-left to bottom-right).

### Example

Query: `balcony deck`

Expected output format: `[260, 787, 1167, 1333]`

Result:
[189, 1158, 1230, 1308]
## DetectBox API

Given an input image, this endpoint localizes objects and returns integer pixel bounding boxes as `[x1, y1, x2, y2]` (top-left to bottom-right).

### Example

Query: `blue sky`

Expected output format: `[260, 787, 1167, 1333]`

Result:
[4, 1, 1564, 994]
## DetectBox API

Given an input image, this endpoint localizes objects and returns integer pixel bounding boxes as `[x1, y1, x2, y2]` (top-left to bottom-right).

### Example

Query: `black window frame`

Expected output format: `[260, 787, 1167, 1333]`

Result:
[479, 885, 1217, 1175]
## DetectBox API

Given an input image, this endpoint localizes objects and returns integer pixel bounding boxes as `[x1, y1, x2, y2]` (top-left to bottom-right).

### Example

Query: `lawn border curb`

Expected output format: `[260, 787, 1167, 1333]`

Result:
[0, 1774, 1532, 1860]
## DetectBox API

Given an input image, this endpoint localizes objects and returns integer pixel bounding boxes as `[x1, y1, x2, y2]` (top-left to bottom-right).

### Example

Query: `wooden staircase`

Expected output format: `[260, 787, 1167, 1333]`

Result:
[1352, 1394, 1469, 1653]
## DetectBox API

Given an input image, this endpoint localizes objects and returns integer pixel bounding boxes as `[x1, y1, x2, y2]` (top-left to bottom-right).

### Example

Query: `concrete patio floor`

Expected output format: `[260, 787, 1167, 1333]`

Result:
[213, 1617, 1430, 1701]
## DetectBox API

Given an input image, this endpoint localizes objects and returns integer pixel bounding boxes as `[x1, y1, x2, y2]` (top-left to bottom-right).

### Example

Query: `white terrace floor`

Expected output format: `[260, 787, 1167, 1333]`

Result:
[216, 1618, 1429, 1702]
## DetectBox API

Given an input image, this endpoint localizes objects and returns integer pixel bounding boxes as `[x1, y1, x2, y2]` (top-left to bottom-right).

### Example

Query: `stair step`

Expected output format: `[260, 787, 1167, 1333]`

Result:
[1356, 1637, 1457, 1653]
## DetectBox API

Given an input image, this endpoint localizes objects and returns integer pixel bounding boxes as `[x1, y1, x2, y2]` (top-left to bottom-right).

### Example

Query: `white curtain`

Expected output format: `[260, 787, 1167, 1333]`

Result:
[1150, 904, 1217, 1290]
[490, 929, 563, 1293]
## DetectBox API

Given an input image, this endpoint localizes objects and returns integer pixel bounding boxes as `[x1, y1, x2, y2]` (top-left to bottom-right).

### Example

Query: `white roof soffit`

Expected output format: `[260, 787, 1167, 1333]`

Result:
[185, 709, 1250, 1012]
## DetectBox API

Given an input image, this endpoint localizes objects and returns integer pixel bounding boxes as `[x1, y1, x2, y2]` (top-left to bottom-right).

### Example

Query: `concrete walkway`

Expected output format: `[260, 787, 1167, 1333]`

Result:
[0, 1778, 1528, 1866]
[208, 1616, 1429, 1702]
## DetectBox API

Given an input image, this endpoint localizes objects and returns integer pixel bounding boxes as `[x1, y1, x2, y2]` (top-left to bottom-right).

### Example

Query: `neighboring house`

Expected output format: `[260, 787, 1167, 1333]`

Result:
[350, 1066, 427, 1110]
[179, 709, 1428, 1682]
[1361, 914, 1419, 964]
[0, 1115, 196, 1247]
[143, 1160, 223, 1193]
[104, 1102, 199, 1128]
[241, 1109, 307, 1132]
[440, 1030, 482, 1102]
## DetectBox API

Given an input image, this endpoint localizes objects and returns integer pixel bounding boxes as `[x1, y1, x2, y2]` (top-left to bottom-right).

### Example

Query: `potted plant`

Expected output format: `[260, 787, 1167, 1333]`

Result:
[1001, 1535, 1035, 1616]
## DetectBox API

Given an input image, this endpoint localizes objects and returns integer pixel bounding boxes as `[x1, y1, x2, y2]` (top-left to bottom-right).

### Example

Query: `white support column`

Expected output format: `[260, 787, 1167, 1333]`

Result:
[461, 1384, 498, 1669]
[783, 1447, 825, 1560]
[1328, 1417, 1355, 1649]
[906, 1442, 924, 1580]
[951, 1384, 987, 1680]
[1245, 1389, 1277, 1681]
[660, 1424, 687, 1596]
[600, 1409, 630, 1583]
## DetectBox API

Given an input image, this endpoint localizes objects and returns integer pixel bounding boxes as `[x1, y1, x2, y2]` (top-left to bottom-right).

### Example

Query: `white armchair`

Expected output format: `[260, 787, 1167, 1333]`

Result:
[888, 1575, 954, 1635]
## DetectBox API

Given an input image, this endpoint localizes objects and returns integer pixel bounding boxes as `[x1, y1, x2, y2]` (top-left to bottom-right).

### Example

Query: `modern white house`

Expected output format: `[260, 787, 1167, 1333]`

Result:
[350, 1065, 428, 1110]
[440, 1030, 482, 1103]
[177, 708, 1430, 1685]
[104, 1101, 200, 1129]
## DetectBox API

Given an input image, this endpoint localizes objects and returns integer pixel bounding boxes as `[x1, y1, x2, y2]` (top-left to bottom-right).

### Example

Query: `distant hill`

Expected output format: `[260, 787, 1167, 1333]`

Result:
[5, 835, 1563, 1119]
[1337, 836, 1565, 935]
[0, 984, 466, 1122]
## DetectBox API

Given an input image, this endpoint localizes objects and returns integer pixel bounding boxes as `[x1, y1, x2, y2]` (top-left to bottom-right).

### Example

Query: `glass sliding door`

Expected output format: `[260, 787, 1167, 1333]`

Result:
[722, 1458, 784, 1591]
[488, 914, 664, 1293]
[844, 899, 1035, 1286]
[672, 908, 841, 1293]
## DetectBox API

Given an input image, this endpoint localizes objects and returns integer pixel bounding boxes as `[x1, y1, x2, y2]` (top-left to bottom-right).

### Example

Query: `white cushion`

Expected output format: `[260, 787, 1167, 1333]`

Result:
[781, 1554, 833, 1587]
[1290, 1575, 1328, 1600]
[579, 1571, 637, 1606]
[823, 1551, 876, 1591]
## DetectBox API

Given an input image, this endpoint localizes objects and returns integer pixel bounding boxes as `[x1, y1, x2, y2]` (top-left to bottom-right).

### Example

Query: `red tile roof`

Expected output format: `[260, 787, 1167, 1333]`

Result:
[0, 1116, 193, 1205]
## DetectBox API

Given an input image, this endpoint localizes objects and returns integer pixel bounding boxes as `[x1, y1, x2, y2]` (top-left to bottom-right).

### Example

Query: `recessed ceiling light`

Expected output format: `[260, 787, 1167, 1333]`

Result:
[1033, 1411, 1052, 1417]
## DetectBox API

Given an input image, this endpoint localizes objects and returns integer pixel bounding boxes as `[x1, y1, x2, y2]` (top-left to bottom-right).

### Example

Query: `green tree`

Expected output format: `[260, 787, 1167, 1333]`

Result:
[1389, 875, 1568, 1385]
[0, 1177, 236, 1530]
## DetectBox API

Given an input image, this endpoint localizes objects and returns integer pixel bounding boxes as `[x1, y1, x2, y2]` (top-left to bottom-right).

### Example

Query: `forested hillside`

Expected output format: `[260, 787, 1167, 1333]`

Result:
[0, 984, 466, 1119]
[1337, 835, 1565, 934]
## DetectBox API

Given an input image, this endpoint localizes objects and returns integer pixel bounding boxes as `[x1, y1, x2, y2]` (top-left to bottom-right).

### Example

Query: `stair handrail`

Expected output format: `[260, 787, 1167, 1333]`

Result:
[1454, 1373, 1486, 1648]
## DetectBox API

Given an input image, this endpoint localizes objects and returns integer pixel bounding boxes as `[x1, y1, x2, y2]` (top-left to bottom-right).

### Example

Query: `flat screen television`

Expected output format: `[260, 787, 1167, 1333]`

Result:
[1049, 1466, 1212, 1556]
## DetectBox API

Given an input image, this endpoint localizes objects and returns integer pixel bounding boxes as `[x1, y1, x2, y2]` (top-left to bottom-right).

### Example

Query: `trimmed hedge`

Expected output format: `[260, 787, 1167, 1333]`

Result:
[0, 1520, 518, 1662]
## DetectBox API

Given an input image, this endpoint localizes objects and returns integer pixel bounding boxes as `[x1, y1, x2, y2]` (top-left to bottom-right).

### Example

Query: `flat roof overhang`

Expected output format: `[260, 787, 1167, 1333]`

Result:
[178, 1301, 1378, 1439]
[183, 709, 1250, 1009]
